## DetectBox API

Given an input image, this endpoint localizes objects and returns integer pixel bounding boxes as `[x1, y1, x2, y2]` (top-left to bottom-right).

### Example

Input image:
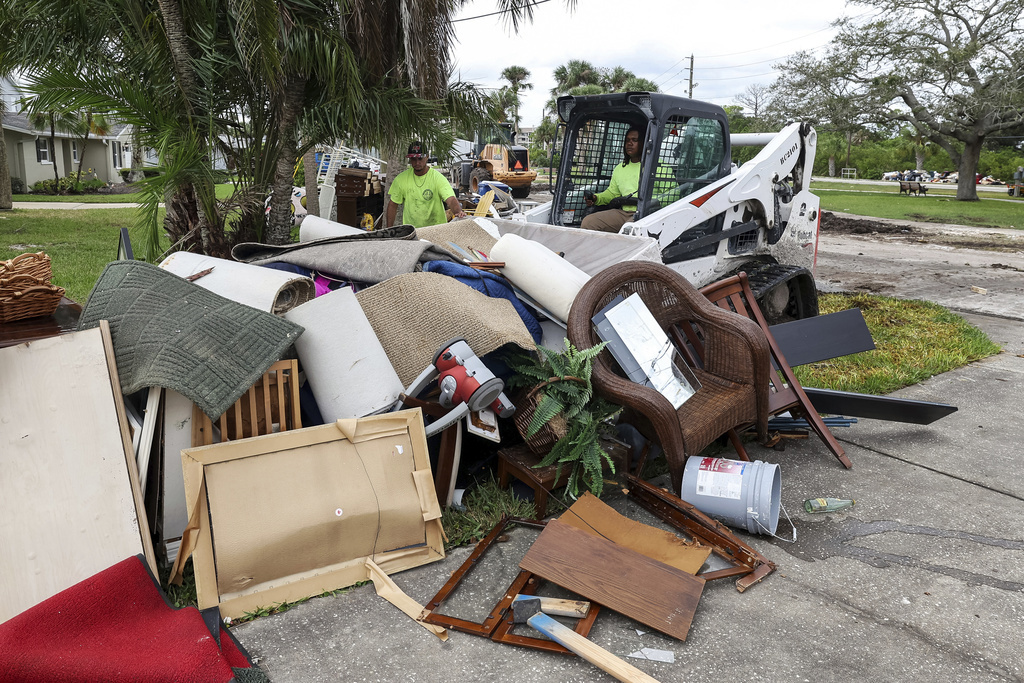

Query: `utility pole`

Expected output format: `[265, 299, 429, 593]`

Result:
[687, 54, 697, 99]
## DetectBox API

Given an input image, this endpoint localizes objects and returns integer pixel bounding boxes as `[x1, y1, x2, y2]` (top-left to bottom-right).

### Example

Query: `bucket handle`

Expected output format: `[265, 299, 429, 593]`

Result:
[748, 501, 797, 543]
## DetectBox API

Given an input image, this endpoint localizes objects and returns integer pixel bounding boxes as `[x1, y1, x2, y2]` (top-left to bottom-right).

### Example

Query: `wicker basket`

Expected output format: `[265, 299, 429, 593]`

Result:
[0, 274, 65, 323]
[513, 384, 569, 455]
[0, 252, 53, 282]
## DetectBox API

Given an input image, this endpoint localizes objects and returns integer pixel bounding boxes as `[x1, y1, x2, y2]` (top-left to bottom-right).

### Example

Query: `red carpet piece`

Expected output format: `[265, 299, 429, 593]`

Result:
[0, 555, 258, 682]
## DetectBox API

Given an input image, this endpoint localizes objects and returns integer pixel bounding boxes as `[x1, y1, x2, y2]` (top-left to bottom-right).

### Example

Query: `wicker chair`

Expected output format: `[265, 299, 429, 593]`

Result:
[567, 261, 771, 494]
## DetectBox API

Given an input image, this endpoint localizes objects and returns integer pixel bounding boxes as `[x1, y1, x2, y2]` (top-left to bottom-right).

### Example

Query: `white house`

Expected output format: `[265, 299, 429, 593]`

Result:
[2, 75, 131, 189]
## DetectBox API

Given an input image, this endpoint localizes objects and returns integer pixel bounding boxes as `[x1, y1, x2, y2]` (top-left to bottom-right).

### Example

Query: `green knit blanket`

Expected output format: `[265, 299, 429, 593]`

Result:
[79, 261, 303, 418]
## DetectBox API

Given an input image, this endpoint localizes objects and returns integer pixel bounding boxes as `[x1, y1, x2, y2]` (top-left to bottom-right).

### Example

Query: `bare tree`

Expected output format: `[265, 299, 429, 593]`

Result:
[736, 83, 771, 120]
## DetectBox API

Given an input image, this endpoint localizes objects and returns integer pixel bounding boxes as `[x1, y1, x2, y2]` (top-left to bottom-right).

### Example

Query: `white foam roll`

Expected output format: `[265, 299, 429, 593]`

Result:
[159, 251, 315, 315]
[490, 233, 591, 323]
[284, 287, 403, 420]
[299, 214, 364, 242]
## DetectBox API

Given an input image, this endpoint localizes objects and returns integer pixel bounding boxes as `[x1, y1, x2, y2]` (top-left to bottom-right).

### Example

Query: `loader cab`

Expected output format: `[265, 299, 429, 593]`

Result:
[551, 93, 731, 257]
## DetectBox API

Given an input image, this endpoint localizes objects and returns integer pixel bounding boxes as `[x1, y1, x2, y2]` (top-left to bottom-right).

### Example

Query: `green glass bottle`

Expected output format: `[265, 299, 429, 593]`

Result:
[804, 497, 856, 513]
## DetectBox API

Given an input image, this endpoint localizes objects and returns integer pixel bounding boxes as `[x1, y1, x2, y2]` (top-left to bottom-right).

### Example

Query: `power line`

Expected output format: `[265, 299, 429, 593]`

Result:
[691, 9, 874, 59]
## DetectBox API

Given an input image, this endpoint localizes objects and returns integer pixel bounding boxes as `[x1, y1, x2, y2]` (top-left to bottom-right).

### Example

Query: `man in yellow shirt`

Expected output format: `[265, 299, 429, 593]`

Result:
[581, 127, 643, 233]
[385, 141, 467, 228]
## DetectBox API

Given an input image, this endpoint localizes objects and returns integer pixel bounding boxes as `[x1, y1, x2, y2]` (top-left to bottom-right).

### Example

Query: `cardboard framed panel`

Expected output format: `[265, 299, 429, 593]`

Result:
[0, 322, 156, 622]
[172, 410, 445, 619]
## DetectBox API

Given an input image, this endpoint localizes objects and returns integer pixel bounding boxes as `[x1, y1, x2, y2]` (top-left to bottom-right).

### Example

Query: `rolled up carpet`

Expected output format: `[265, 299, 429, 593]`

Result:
[284, 287, 404, 420]
[355, 272, 536, 387]
[159, 251, 315, 315]
[299, 214, 365, 242]
[232, 226, 456, 285]
[489, 232, 591, 323]
[78, 261, 303, 419]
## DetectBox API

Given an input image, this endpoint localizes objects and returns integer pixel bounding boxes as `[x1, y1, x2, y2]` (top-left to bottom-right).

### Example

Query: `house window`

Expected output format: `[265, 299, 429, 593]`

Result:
[35, 139, 53, 164]
[111, 141, 123, 169]
[72, 141, 80, 164]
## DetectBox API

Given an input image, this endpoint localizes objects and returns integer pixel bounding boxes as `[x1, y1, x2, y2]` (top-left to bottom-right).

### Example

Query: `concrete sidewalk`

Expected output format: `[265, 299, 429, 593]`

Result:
[232, 312, 1024, 682]
[11, 202, 143, 209]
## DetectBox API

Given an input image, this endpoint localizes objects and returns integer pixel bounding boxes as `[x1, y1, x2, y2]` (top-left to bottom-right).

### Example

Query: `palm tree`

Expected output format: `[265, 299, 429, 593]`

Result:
[75, 111, 111, 183]
[24, 104, 79, 190]
[499, 65, 532, 132]
[622, 76, 659, 93]
[0, 96, 11, 209]
[601, 66, 633, 91]
[1, 0, 569, 254]
[547, 59, 600, 113]
[899, 126, 930, 172]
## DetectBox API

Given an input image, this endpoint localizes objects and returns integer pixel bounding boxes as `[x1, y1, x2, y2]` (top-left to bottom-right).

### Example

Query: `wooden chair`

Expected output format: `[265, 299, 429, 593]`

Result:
[567, 261, 772, 494]
[699, 272, 853, 468]
[192, 359, 302, 445]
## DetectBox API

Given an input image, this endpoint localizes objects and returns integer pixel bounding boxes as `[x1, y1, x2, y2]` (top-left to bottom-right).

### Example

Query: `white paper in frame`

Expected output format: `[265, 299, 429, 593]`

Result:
[600, 293, 701, 409]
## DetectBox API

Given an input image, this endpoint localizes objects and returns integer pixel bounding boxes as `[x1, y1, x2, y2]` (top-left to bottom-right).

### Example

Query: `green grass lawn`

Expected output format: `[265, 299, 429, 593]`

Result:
[811, 179, 1022, 198]
[796, 293, 1001, 395]
[0, 208, 161, 302]
[814, 188, 1024, 229]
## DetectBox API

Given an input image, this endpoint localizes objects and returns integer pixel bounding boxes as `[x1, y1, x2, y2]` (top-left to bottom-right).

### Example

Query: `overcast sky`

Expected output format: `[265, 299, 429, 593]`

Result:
[451, 0, 857, 127]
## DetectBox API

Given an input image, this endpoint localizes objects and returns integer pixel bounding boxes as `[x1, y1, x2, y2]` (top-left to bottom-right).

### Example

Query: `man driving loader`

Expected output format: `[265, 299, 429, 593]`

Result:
[581, 126, 643, 233]
[385, 141, 467, 228]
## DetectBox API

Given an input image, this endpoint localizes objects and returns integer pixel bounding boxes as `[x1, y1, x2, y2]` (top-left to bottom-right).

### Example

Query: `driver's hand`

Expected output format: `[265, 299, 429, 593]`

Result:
[584, 191, 595, 206]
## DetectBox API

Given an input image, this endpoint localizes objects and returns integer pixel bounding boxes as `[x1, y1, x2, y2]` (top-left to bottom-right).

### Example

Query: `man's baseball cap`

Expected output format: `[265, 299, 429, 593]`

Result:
[407, 141, 427, 158]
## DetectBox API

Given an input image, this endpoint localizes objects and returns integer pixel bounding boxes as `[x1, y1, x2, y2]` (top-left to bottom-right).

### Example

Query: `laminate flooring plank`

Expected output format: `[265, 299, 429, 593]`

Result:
[519, 519, 704, 641]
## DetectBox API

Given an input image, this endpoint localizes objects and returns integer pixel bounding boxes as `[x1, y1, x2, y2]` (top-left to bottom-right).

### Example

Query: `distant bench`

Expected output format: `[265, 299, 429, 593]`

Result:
[898, 181, 928, 196]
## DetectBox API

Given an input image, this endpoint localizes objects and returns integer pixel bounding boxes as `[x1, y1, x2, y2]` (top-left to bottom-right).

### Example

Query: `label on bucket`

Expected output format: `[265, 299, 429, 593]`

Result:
[695, 457, 745, 500]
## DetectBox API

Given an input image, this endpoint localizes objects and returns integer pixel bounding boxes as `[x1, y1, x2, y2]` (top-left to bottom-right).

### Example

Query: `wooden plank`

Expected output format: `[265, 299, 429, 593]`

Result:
[801, 387, 957, 424]
[99, 320, 157, 578]
[519, 519, 704, 641]
[0, 326, 153, 621]
[135, 386, 162, 498]
[769, 308, 875, 367]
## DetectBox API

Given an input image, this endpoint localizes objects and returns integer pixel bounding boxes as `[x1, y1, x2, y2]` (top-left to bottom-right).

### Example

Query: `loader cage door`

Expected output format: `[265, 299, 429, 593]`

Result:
[654, 114, 729, 263]
[552, 118, 637, 228]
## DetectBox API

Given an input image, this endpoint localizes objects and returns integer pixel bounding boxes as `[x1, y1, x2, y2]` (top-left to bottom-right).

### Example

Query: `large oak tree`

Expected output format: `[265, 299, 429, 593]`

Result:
[773, 0, 1024, 200]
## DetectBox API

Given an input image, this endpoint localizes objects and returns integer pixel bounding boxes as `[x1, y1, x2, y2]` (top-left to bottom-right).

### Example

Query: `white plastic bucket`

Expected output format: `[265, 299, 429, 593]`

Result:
[680, 456, 781, 535]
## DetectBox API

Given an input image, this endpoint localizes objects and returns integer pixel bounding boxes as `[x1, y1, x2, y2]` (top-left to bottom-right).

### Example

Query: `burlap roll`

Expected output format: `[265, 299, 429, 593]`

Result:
[356, 272, 535, 386]
[416, 219, 499, 261]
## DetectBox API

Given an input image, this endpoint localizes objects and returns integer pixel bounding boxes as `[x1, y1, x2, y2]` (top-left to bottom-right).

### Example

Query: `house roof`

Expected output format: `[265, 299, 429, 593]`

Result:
[2, 110, 130, 140]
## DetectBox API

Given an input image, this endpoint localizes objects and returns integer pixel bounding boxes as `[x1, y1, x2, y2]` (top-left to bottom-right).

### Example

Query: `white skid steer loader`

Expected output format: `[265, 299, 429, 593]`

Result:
[522, 92, 822, 322]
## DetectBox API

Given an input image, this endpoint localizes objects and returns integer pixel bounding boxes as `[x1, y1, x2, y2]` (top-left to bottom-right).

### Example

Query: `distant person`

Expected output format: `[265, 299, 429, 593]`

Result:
[581, 126, 643, 233]
[385, 141, 466, 228]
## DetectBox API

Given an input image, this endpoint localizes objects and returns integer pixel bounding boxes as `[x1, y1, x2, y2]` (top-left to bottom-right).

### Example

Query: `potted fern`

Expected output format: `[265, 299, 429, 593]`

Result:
[506, 339, 621, 498]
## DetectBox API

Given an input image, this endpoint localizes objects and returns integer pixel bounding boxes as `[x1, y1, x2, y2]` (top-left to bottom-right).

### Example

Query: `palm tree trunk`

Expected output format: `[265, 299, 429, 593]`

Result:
[49, 116, 59, 188]
[76, 113, 92, 182]
[0, 125, 12, 209]
[382, 146, 406, 227]
[156, 0, 199, 108]
[129, 129, 145, 183]
[303, 148, 319, 218]
[266, 73, 307, 244]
